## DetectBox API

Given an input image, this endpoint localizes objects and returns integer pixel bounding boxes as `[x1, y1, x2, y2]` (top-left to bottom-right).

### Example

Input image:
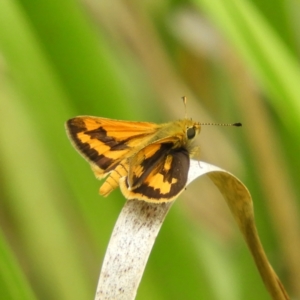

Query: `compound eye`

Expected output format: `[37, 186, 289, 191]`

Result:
[186, 126, 196, 139]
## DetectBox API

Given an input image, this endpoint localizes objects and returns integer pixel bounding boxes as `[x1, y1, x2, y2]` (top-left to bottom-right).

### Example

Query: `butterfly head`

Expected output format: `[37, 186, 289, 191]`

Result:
[177, 119, 201, 146]
[185, 120, 201, 141]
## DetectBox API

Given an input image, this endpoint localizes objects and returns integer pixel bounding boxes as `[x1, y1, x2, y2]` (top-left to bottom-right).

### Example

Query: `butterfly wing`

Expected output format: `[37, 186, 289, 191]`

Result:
[66, 116, 159, 178]
[120, 141, 190, 202]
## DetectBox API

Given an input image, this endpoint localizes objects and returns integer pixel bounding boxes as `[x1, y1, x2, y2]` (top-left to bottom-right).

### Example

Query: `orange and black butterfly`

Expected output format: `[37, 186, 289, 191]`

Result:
[65, 100, 241, 202]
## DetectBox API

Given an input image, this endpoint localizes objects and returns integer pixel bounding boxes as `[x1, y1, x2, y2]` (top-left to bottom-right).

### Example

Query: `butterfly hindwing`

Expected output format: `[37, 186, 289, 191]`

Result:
[121, 141, 190, 202]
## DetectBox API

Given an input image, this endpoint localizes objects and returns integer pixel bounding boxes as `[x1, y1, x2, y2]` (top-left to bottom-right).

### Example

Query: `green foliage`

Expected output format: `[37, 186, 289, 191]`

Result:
[0, 0, 299, 299]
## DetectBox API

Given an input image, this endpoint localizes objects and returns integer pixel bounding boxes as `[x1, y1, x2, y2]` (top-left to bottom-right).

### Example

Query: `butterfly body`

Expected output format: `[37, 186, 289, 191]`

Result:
[66, 116, 201, 202]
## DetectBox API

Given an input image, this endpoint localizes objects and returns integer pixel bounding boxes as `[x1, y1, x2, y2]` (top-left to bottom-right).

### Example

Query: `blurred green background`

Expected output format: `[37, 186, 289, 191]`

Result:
[0, 0, 300, 299]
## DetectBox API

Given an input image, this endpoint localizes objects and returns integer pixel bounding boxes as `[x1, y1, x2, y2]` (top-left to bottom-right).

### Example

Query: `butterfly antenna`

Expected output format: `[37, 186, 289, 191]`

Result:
[182, 96, 187, 119]
[200, 122, 242, 127]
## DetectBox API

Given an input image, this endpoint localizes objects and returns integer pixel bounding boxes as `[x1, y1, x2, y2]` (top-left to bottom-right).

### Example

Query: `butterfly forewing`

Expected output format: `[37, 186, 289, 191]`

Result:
[66, 117, 159, 176]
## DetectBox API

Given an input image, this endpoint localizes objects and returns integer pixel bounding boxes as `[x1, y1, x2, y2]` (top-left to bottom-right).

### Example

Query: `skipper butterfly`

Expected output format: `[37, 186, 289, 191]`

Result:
[65, 99, 241, 202]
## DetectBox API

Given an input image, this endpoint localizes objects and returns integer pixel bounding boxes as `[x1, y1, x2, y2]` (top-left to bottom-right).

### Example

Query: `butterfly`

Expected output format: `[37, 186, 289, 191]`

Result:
[65, 100, 241, 202]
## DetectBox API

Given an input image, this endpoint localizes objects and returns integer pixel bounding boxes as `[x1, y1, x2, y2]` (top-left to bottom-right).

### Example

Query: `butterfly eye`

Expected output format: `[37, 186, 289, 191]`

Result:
[186, 126, 196, 139]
